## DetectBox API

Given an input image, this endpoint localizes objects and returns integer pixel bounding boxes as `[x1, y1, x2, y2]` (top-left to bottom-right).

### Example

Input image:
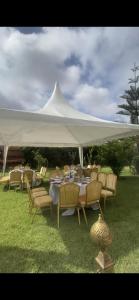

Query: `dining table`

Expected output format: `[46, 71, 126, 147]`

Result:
[49, 177, 99, 216]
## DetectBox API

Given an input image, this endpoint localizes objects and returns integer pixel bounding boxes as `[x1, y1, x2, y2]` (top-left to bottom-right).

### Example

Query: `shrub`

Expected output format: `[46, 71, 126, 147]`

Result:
[132, 155, 139, 174]
[99, 138, 136, 177]
[33, 151, 48, 171]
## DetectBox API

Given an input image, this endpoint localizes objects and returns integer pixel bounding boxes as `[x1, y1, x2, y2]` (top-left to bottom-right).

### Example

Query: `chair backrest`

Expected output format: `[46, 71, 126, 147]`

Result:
[24, 165, 31, 169]
[97, 172, 107, 188]
[86, 181, 102, 204]
[14, 165, 21, 170]
[23, 169, 33, 184]
[64, 165, 70, 172]
[51, 169, 63, 178]
[40, 167, 44, 176]
[106, 173, 117, 193]
[70, 164, 76, 170]
[83, 168, 92, 177]
[76, 168, 83, 177]
[9, 170, 22, 183]
[87, 164, 92, 169]
[59, 183, 80, 207]
[40, 167, 47, 177]
[91, 167, 98, 173]
[91, 171, 98, 181]
[96, 165, 101, 172]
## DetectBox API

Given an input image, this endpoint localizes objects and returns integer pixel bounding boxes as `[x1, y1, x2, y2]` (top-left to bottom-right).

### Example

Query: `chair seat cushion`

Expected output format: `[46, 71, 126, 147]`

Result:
[0, 176, 9, 184]
[32, 191, 48, 198]
[34, 195, 52, 208]
[36, 174, 43, 179]
[101, 189, 113, 198]
[78, 195, 98, 207]
[32, 187, 47, 192]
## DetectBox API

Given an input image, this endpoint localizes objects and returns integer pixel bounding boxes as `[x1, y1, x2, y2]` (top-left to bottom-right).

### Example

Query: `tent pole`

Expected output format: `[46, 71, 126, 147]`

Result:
[3, 145, 9, 175]
[78, 146, 83, 168]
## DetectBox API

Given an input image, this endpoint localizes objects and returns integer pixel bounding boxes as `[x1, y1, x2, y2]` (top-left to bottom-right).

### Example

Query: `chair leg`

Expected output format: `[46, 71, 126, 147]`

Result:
[98, 201, 104, 220]
[57, 205, 60, 228]
[82, 207, 88, 225]
[50, 203, 53, 217]
[29, 203, 33, 215]
[31, 208, 38, 224]
[77, 207, 81, 225]
[104, 196, 106, 210]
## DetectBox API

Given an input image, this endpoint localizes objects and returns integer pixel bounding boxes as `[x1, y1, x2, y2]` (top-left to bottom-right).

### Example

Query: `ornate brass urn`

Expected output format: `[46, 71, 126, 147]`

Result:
[90, 214, 114, 273]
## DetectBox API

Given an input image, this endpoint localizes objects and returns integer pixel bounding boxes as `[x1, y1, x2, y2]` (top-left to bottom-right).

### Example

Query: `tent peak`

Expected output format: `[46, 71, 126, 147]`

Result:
[37, 83, 112, 122]
[38, 81, 77, 116]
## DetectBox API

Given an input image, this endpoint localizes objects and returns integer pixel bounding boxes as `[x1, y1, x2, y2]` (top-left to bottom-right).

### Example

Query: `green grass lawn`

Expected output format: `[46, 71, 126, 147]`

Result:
[0, 173, 139, 273]
[101, 165, 133, 176]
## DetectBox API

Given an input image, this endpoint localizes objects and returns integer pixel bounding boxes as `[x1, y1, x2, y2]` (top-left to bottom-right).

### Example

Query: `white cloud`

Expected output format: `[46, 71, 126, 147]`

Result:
[0, 26, 139, 121]
[70, 83, 118, 120]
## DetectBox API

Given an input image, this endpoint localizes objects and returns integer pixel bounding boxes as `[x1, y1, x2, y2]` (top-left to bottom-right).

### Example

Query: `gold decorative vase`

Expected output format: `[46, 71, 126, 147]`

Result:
[90, 214, 114, 273]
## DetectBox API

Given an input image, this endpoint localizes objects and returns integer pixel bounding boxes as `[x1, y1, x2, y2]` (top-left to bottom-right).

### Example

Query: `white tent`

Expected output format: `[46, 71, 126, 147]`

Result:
[0, 82, 139, 173]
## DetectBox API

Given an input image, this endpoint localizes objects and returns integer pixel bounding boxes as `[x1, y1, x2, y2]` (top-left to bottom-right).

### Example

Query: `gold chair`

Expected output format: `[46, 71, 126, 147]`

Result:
[91, 171, 98, 181]
[24, 165, 31, 170]
[51, 169, 63, 178]
[14, 165, 21, 170]
[70, 164, 76, 170]
[83, 168, 92, 177]
[101, 173, 117, 209]
[76, 168, 83, 177]
[36, 167, 47, 185]
[91, 167, 98, 173]
[37, 166, 47, 178]
[79, 181, 103, 225]
[96, 165, 101, 172]
[25, 177, 52, 223]
[63, 165, 70, 172]
[97, 172, 107, 188]
[31, 190, 48, 198]
[31, 186, 48, 194]
[23, 169, 33, 188]
[57, 183, 80, 228]
[9, 170, 22, 190]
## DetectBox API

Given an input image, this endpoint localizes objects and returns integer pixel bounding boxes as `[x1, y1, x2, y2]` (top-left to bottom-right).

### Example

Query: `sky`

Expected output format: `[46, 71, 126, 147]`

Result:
[0, 26, 139, 122]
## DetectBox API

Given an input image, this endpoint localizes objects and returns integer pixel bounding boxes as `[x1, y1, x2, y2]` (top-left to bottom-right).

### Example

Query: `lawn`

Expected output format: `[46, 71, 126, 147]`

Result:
[0, 171, 139, 273]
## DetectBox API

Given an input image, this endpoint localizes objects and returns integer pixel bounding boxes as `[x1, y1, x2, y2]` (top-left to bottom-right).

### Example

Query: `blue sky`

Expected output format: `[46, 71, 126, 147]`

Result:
[0, 27, 139, 122]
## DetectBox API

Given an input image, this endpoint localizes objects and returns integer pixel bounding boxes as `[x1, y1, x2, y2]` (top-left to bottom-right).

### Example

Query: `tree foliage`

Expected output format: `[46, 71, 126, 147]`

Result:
[84, 138, 136, 177]
[21, 147, 80, 169]
[21, 138, 136, 177]
[117, 63, 139, 124]
[100, 138, 136, 176]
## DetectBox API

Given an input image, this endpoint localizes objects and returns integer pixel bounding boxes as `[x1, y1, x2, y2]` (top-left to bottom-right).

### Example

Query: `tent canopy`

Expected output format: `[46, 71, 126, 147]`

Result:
[0, 82, 139, 148]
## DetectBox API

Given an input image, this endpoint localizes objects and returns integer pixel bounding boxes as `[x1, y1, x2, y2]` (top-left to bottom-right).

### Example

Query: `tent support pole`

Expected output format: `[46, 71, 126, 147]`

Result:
[78, 146, 83, 168]
[3, 145, 9, 175]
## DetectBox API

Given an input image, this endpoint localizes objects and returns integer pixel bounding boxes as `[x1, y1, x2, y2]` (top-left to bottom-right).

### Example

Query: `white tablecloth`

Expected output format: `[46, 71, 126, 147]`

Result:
[49, 182, 87, 205]
[49, 181, 99, 215]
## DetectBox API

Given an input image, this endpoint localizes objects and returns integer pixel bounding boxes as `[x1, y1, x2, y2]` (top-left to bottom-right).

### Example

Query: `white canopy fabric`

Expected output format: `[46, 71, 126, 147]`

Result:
[0, 82, 139, 173]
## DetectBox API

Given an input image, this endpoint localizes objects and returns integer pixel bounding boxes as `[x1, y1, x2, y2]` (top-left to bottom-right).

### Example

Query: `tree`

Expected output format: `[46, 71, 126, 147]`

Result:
[100, 138, 136, 177]
[117, 63, 139, 124]
[33, 150, 48, 171]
